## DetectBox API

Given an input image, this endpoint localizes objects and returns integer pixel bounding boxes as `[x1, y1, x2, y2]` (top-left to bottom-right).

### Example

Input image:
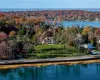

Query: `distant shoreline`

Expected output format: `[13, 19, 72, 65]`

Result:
[0, 8, 100, 12]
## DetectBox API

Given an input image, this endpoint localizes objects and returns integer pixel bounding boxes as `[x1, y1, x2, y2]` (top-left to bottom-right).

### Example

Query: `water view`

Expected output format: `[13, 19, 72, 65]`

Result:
[1, 0, 100, 80]
[1, 8, 100, 12]
[0, 63, 100, 80]
[61, 21, 100, 27]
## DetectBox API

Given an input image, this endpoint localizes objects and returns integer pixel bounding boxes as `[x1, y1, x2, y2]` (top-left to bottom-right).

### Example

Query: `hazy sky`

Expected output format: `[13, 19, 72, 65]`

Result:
[0, 0, 99, 8]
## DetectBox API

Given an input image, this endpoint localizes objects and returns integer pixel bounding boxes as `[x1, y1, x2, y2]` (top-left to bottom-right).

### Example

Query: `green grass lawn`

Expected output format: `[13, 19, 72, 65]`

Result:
[34, 44, 64, 51]
[26, 44, 87, 59]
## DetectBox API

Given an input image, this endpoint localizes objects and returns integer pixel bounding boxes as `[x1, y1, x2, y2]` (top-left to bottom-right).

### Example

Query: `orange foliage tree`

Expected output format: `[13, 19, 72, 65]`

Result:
[82, 26, 91, 35]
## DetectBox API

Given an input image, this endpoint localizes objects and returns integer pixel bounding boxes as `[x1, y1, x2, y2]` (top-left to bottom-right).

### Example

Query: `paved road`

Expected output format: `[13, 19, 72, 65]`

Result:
[0, 55, 100, 65]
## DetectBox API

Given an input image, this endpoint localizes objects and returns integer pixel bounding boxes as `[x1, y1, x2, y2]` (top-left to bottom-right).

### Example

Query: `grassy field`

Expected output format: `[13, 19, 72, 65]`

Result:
[27, 44, 87, 59]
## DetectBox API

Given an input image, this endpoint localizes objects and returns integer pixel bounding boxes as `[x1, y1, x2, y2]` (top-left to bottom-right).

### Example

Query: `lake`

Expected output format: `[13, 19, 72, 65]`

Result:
[0, 63, 100, 80]
[61, 21, 100, 27]
[48, 21, 100, 27]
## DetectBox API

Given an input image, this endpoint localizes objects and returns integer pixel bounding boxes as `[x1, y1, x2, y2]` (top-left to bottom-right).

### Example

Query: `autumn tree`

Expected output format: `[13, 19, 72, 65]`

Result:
[25, 17, 35, 27]
[82, 26, 91, 35]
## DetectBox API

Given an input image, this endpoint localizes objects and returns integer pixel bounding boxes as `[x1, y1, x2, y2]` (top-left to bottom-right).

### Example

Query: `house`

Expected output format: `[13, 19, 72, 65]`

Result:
[36, 28, 57, 44]
[42, 37, 55, 44]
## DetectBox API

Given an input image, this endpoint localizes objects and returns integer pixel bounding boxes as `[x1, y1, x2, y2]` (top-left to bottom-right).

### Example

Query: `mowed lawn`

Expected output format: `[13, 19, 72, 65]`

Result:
[27, 44, 86, 59]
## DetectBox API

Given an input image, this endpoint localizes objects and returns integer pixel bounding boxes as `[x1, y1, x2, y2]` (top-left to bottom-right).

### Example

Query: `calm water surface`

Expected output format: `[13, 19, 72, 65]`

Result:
[48, 21, 100, 27]
[0, 8, 100, 12]
[0, 63, 100, 80]
[61, 21, 100, 27]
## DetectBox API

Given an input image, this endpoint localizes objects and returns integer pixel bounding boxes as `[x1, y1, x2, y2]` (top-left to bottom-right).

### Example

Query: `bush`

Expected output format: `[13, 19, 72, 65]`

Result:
[17, 29, 25, 35]
[68, 41, 74, 47]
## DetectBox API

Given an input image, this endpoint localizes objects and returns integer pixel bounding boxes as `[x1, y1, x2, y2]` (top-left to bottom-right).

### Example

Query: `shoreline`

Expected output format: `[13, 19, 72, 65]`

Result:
[0, 55, 100, 65]
[0, 55, 100, 69]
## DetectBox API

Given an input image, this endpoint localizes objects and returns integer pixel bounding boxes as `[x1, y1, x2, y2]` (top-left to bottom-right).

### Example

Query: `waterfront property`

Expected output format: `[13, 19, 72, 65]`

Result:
[1, 9, 100, 59]
[1, 0, 100, 79]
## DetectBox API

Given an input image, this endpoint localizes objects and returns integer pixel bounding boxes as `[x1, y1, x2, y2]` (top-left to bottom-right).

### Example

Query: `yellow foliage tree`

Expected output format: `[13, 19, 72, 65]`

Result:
[9, 31, 16, 37]
[82, 26, 91, 35]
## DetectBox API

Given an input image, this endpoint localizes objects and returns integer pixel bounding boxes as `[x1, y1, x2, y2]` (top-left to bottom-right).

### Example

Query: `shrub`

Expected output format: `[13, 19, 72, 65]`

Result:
[68, 41, 74, 47]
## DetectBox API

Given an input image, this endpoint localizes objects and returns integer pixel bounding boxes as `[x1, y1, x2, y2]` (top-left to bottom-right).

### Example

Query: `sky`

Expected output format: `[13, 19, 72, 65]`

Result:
[0, 0, 100, 8]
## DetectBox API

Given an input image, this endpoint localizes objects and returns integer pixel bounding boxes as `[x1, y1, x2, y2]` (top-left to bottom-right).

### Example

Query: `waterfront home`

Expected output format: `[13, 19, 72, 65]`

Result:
[42, 37, 55, 44]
